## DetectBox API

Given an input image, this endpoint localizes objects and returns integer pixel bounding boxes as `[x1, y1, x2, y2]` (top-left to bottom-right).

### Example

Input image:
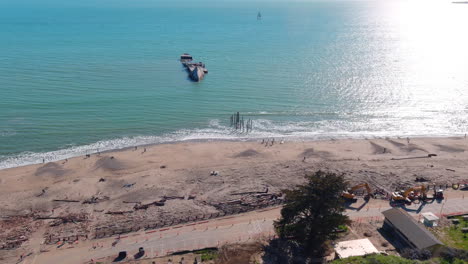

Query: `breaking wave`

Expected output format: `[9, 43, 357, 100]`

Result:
[0, 118, 463, 170]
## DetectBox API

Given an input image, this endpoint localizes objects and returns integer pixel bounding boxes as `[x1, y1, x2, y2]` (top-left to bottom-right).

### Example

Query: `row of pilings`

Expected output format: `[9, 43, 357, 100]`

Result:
[230, 112, 253, 133]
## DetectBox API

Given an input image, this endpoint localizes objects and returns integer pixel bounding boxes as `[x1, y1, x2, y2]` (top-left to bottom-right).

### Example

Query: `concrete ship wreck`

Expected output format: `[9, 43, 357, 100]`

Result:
[180, 53, 208, 82]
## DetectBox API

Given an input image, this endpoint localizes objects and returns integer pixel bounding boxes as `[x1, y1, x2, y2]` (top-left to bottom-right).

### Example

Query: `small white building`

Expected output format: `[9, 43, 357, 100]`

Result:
[421, 212, 439, 227]
[334, 238, 379, 259]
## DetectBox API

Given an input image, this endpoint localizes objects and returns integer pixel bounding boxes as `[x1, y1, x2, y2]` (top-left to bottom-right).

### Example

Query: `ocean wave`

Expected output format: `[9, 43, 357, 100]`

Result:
[0, 130, 16, 137]
[0, 118, 463, 170]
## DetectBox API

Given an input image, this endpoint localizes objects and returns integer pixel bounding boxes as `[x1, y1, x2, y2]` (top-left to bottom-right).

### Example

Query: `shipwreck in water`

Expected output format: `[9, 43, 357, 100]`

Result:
[180, 53, 208, 82]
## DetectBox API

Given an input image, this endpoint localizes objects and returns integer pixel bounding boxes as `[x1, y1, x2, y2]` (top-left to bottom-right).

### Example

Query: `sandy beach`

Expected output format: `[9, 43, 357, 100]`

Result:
[1, 137, 468, 262]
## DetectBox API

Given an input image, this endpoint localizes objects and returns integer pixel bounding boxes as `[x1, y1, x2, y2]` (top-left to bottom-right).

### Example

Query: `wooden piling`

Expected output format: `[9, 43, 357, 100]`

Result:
[229, 112, 254, 133]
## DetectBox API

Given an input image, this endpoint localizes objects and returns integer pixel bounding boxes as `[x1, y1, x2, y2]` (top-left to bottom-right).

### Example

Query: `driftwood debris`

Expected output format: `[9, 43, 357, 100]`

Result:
[83, 196, 109, 204]
[225, 199, 242, 205]
[392, 153, 438, 161]
[35, 213, 88, 226]
[35, 216, 64, 220]
[162, 195, 195, 200]
[36, 188, 48, 197]
[52, 199, 80, 203]
[164, 196, 184, 200]
[231, 187, 269, 196]
[415, 177, 430, 182]
[105, 211, 133, 215]
[134, 200, 166, 210]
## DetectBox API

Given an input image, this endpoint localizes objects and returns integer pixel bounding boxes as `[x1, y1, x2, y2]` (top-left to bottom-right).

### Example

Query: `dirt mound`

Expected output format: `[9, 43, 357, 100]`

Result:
[94, 157, 127, 171]
[370, 142, 391, 154]
[299, 148, 332, 158]
[407, 144, 428, 153]
[234, 149, 261, 158]
[35, 163, 69, 177]
[386, 139, 427, 153]
[433, 144, 465, 153]
[386, 139, 406, 148]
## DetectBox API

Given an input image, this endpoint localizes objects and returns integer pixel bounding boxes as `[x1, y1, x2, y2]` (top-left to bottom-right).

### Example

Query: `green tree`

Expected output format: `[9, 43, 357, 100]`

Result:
[274, 170, 350, 255]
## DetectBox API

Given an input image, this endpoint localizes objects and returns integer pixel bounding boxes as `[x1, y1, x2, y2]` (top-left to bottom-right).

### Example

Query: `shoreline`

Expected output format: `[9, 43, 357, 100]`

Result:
[1, 136, 467, 261]
[1, 133, 467, 171]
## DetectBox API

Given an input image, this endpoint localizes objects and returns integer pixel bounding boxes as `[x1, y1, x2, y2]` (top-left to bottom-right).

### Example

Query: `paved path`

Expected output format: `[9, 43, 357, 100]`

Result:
[30, 208, 280, 264]
[26, 196, 467, 264]
[346, 196, 468, 220]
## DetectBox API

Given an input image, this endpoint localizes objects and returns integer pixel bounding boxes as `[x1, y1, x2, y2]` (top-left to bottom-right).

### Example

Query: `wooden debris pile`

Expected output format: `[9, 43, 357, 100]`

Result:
[212, 192, 283, 215]
[83, 195, 109, 204]
[134, 199, 166, 210]
[94, 216, 145, 239]
[42, 213, 90, 245]
[0, 215, 35, 250]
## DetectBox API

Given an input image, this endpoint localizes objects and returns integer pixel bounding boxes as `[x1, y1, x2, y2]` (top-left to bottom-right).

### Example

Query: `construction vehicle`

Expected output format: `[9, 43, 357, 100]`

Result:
[342, 183, 373, 202]
[434, 189, 444, 200]
[420, 186, 444, 201]
[392, 185, 426, 204]
[392, 185, 444, 204]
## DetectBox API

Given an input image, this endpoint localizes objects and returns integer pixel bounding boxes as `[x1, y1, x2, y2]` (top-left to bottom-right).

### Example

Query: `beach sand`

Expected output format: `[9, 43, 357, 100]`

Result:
[1, 137, 468, 261]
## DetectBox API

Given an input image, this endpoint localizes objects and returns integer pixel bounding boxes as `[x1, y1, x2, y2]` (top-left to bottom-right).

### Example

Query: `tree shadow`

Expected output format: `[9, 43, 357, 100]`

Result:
[344, 199, 369, 211]
[262, 238, 318, 264]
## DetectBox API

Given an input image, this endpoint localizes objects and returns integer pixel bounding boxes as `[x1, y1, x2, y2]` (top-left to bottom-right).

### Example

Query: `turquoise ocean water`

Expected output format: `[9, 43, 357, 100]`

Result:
[1, 0, 468, 169]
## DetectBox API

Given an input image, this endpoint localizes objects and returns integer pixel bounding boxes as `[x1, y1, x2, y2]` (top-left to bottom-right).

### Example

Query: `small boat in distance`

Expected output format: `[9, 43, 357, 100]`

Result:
[180, 53, 208, 82]
[257, 12, 262, 20]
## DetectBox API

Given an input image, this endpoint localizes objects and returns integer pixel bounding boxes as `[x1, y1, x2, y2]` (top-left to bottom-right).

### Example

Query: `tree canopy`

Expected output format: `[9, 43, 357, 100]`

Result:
[274, 170, 350, 255]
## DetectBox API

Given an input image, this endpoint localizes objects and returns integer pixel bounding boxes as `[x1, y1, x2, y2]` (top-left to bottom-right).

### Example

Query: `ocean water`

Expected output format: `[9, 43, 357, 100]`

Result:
[1, 0, 468, 169]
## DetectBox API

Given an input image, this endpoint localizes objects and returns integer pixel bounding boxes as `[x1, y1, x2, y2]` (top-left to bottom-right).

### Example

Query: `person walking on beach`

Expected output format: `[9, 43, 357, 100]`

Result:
[407, 137, 410, 144]
[42, 158, 45, 163]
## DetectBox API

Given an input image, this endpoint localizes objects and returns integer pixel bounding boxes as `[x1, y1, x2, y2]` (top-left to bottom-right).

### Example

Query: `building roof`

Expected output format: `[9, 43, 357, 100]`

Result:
[334, 238, 379, 259]
[422, 212, 439, 221]
[382, 208, 442, 250]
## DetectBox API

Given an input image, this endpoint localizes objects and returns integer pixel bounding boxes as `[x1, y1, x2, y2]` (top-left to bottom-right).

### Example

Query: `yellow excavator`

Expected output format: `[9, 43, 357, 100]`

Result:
[342, 183, 373, 202]
[392, 185, 444, 204]
[391, 185, 426, 204]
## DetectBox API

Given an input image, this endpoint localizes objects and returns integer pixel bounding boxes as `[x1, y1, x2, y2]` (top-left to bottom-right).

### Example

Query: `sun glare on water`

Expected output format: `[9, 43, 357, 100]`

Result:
[371, 0, 468, 132]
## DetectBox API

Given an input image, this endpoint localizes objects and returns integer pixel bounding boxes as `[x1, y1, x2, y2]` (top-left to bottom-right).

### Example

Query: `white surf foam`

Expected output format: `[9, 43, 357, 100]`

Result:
[0, 118, 462, 170]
